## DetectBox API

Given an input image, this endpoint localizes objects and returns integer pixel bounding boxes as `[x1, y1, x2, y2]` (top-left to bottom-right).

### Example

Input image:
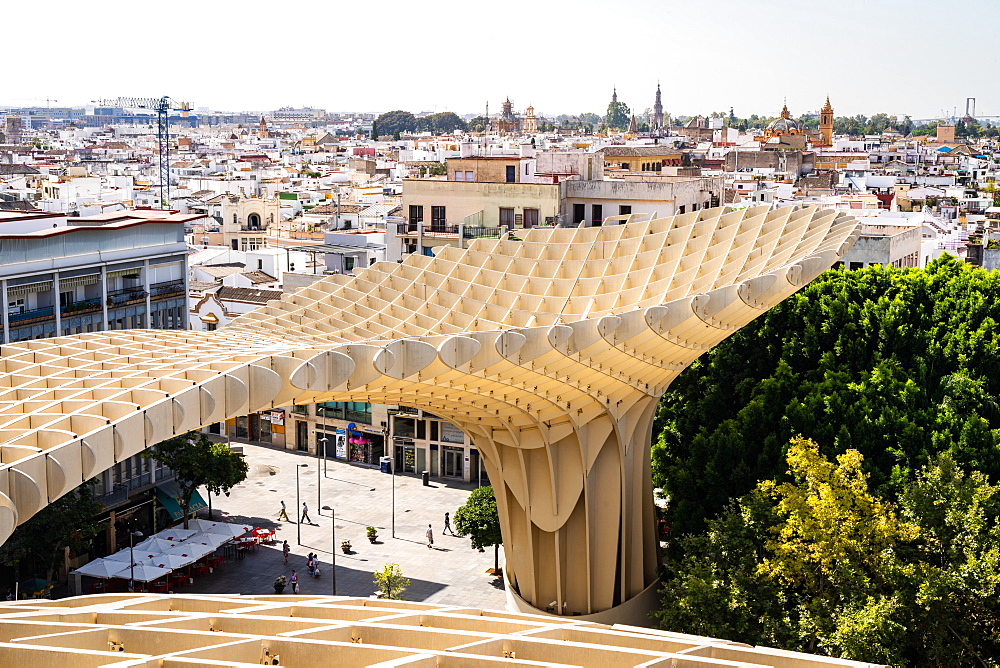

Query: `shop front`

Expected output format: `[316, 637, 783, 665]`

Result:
[394, 439, 423, 474]
[347, 424, 383, 464]
[227, 410, 285, 447]
[441, 445, 464, 478]
[317, 423, 385, 467]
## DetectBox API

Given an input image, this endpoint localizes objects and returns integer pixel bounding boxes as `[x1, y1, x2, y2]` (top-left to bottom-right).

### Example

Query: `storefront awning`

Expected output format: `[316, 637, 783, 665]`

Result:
[154, 480, 208, 521]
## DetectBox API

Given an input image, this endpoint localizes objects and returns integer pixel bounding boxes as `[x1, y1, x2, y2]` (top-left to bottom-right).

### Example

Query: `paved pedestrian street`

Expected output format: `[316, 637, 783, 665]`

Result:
[180, 441, 507, 611]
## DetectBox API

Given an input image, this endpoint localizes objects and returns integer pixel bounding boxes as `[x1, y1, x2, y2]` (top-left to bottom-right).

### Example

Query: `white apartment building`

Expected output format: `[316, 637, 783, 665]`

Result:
[0, 209, 193, 343]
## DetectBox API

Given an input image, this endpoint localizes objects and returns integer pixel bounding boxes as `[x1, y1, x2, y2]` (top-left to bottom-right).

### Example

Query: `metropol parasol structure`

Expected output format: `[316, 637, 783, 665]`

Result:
[0, 204, 858, 624]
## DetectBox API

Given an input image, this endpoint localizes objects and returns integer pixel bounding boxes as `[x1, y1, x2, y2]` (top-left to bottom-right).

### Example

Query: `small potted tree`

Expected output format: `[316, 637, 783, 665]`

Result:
[341, 539, 352, 554]
[273, 575, 287, 594]
[373, 563, 410, 600]
[366, 526, 378, 543]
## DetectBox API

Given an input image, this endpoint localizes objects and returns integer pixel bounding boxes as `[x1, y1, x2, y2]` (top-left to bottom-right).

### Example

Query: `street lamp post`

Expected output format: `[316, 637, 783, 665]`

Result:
[295, 463, 307, 545]
[318, 434, 326, 514]
[321, 505, 336, 595]
[128, 530, 143, 592]
[382, 422, 394, 538]
[391, 444, 395, 539]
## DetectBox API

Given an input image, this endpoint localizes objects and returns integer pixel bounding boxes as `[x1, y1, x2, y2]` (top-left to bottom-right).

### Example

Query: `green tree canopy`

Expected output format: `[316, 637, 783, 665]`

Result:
[467, 116, 490, 133]
[417, 162, 447, 177]
[605, 99, 631, 131]
[0, 480, 102, 583]
[143, 432, 248, 528]
[653, 257, 1000, 535]
[454, 485, 503, 573]
[373, 110, 416, 139]
[415, 112, 466, 135]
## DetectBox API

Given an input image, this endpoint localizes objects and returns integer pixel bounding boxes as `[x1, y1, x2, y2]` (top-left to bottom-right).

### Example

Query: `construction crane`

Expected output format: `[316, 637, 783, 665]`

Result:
[93, 96, 192, 209]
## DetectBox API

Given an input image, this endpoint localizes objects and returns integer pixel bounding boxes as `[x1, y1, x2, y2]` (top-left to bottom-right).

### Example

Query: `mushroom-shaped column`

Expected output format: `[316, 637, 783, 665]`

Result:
[473, 397, 661, 621]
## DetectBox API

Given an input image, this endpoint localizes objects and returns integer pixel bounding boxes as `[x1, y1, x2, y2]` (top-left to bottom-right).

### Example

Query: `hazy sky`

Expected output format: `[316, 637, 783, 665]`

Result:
[6, 0, 997, 121]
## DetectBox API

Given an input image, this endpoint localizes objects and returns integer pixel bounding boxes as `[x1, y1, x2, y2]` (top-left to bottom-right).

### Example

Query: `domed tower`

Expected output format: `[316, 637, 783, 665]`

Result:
[495, 98, 521, 134]
[820, 96, 834, 146]
[764, 102, 801, 139]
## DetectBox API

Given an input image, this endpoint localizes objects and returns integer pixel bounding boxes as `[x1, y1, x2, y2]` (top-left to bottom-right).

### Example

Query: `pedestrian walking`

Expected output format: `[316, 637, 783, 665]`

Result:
[306, 553, 315, 575]
[277, 500, 289, 521]
[426, 523, 434, 549]
[282, 540, 290, 564]
[300, 502, 311, 524]
[443, 512, 454, 535]
[289, 570, 298, 594]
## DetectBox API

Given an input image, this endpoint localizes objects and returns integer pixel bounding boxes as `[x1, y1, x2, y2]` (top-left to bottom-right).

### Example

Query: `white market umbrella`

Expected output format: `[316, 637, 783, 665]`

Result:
[187, 519, 252, 537]
[163, 541, 214, 562]
[103, 549, 139, 563]
[145, 553, 190, 570]
[134, 537, 180, 553]
[74, 558, 128, 579]
[186, 532, 230, 549]
[112, 563, 171, 583]
[151, 528, 198, 542]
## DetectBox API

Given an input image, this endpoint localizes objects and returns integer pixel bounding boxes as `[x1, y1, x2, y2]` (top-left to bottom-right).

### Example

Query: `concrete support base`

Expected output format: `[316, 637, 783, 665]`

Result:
[504, 569, 662, 627]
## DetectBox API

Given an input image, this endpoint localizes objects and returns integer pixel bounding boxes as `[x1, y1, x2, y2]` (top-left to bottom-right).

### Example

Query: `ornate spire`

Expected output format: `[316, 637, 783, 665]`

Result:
[821, 96, 833, 113]
[612, 87, 617, 103]
[653, 81, 664, 130]
[780, 102, 790, 119]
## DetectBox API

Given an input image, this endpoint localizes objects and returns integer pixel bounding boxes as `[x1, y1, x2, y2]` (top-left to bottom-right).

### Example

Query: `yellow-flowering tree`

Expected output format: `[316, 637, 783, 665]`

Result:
[659, 437, 1000, 663]
[757, 437, 918, 655]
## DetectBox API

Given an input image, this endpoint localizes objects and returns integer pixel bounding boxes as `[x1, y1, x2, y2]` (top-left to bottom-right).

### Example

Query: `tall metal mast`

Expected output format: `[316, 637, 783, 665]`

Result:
[93, 96, 191, 210]
[156, 97, 170, 209]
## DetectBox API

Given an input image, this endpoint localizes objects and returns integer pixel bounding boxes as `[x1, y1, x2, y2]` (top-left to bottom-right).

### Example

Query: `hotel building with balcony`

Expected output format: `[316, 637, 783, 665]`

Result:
[0, 209, 194, 343]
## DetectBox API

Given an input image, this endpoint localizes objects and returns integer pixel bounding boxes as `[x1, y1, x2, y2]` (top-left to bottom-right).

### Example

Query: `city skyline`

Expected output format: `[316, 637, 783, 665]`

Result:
[8, 0, 998, 121]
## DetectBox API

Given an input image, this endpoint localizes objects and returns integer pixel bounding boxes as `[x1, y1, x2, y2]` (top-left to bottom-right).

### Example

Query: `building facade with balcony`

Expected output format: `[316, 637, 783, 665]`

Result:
[562, 175, 724, 226]
[398, 179, 561, 256]
[0, 210, 193, 344]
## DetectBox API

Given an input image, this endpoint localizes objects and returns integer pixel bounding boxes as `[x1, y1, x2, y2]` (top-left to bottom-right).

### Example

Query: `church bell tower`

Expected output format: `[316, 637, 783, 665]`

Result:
[820, 96, 834, 146]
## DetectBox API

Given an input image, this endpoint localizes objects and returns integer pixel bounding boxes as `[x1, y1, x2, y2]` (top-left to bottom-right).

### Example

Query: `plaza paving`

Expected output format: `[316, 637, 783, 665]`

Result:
[179, 441, 507, 610]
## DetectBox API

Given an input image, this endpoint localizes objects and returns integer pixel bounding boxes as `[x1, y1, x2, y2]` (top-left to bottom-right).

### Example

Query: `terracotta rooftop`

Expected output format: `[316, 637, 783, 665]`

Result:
[216, 286, 283, 304]
[241, 270, 277, 284]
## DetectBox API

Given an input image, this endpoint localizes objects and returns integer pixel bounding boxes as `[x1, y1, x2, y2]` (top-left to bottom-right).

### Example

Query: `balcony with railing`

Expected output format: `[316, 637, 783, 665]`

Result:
[6, 305, 55, 326]
[407, 222, 460, 235]
[94, 484, 128, 511]
[95, 465, 174, 510]
[150, 280, 185, 299]
[403, 211, 494, 238]
[61, 298, 102, 316]
[106, 287, 147, 306]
